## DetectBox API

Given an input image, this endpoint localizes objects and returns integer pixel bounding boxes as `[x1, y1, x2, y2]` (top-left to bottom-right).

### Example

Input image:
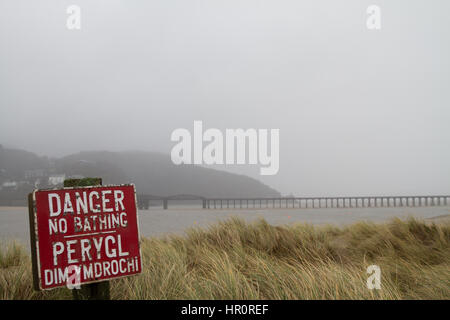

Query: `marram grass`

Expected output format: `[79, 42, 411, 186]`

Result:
[1, 217, 449, 300]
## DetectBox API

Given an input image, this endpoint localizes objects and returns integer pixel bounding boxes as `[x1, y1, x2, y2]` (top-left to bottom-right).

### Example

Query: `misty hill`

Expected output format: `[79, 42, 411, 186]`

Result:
[0, 145, 49, 178]
[57, 151, 280, 198]
[0, 146, 280, 203]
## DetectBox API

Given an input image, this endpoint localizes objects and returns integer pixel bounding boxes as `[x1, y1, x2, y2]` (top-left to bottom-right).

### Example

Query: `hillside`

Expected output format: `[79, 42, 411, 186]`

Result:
[0, 146, 280, 204]
[57, 151, 280, 198]
[0, 145, 49, 179]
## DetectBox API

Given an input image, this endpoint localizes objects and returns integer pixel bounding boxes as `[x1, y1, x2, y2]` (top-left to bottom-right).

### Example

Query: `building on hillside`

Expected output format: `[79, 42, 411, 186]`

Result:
[25, 169, 45, 180]
[48, 174, 66, 186]
[1, 181, 18, 190]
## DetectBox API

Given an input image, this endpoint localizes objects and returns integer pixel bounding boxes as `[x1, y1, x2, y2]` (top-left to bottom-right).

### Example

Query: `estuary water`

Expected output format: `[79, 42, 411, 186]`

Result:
[1, 205, 449, 248]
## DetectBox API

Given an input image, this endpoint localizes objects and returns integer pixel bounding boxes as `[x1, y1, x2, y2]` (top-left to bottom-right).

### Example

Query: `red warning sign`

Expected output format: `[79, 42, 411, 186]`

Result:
[28, 184, 142, 290]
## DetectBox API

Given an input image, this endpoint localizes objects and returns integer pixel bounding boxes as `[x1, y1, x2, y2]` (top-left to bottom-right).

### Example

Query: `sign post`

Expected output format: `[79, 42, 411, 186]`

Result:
[65, 178, 109, 300]
[28, 178, 142, 299]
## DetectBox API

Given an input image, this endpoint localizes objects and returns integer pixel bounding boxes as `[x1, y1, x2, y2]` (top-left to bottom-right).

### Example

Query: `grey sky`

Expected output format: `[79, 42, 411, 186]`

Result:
[1, 0, 449, 196]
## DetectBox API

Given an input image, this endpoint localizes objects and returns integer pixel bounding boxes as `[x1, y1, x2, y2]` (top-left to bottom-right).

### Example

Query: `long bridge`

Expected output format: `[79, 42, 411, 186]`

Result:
[137, 194, 450, 210]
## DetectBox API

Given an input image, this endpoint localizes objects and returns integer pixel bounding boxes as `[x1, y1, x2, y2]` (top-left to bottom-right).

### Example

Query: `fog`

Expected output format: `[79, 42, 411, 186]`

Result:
[1, 0, 450, 196]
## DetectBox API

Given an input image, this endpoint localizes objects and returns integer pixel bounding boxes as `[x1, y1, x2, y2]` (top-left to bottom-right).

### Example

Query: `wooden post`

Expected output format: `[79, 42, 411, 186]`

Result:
[64, 177, 111, 300]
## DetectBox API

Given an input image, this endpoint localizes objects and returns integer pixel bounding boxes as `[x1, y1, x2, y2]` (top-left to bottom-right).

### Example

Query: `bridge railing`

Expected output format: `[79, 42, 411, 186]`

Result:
[136, 195, 450, 210]
[202, 196, 450, 210]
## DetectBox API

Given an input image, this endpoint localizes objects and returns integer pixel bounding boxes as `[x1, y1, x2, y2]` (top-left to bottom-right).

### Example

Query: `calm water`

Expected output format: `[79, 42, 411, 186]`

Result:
[2, 205, 449, 248]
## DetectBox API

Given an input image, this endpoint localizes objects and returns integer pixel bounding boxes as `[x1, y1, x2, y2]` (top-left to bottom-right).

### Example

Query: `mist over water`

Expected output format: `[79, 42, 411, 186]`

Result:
[1, 1, 450, 197]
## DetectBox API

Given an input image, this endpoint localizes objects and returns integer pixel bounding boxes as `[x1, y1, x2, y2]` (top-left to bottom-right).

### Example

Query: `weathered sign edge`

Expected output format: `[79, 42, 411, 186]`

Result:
[27, 191, 40, 291]
[28, 183, 142, 291]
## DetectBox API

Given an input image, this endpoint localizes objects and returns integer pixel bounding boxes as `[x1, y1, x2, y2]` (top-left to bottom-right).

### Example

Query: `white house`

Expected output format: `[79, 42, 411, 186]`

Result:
[48, 174, 66, 186]
[1, 181, 18, 189]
